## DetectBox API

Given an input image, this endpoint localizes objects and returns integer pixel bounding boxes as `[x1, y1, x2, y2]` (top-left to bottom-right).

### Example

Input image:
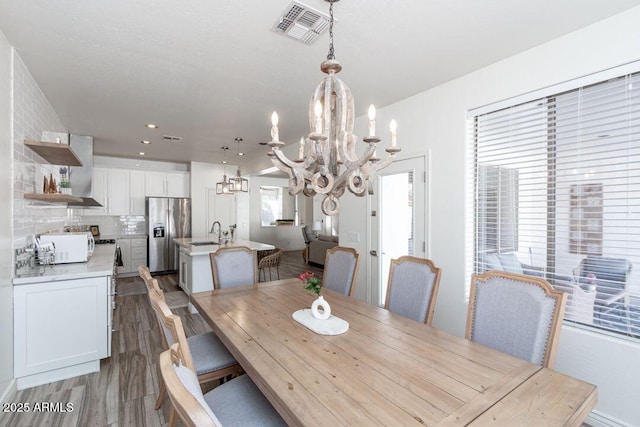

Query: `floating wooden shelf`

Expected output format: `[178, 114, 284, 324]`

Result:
[24, 140, 83, 166]
[24, 193, 83, 204]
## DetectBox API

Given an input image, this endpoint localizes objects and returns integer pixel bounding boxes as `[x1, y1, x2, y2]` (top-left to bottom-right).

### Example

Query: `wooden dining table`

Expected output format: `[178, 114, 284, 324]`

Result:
[191, 278, 597, 426]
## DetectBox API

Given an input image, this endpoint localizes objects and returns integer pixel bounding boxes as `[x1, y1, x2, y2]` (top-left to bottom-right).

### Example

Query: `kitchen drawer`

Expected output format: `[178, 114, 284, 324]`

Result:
[130, 238, 147, 248]
[131, 257, 147, 270]
[131, 246, 147, 258]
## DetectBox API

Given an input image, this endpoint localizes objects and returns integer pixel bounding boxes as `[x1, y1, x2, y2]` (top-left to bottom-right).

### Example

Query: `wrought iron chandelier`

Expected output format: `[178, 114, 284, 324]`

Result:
[232, 137, 249, 192]
[267, 0, 400, 216]
[216, 146, 234, 195]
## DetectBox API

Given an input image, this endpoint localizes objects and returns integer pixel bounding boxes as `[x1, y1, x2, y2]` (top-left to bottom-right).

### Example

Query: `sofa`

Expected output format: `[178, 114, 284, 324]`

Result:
[480, 252, 545, 277]
[308, 234, 338, 266]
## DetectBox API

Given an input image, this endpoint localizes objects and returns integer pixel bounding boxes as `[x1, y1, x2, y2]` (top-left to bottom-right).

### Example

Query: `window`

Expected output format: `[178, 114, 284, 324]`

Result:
[477, 164, 519, 254]
[260, 186, 283, 227]
[470, 66, 640, 339]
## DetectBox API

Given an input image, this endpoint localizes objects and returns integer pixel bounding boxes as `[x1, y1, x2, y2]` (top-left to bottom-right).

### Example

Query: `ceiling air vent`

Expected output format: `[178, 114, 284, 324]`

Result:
[162, 135, 182, 143]
[271, 1, 332, 45]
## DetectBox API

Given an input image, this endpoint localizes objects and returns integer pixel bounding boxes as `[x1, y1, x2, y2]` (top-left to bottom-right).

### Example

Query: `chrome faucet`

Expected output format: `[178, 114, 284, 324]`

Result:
[210, 221, 221, 243]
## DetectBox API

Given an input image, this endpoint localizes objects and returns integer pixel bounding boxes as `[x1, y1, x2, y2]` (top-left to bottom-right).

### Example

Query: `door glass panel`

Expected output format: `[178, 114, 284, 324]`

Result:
[379, 171, 414, 305]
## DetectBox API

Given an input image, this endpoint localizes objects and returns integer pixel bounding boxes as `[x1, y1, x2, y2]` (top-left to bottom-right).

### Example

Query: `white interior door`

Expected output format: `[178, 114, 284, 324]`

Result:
[370, 156, 427, 306]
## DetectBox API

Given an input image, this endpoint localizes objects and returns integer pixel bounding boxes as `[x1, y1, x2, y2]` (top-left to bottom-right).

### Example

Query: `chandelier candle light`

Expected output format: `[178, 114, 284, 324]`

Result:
[267, 0, 400, 216]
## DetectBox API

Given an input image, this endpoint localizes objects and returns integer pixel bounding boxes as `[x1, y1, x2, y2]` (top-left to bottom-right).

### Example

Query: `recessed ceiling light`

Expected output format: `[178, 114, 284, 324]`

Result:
[222, 160, 227, 164]
[238, 152, 245, 156]
[138, 152, 145, 156]
[141, 140, 151, 144]
[145, 124, 158, 129]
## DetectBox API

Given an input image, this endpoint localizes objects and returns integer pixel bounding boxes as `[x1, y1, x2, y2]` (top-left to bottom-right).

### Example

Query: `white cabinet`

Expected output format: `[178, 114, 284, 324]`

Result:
[166, 171, 189, 197]
[85, 167, 107, 215]
[107, 169, 130, 215]
[14, 276, 110, 388]
[129, 169, 146, 215]
[145, 170, 189, 197]
[130, 238, 147, 273]
[179, 252, 215, 295]
[116, 237, 147, 276]
[144, 171, 166, 197]
[84, 168, 130, 215]
[179, 248, 192, 293]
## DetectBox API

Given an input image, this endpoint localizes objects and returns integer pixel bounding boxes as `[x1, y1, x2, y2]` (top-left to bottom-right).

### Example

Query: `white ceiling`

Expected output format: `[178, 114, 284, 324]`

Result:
[1, 0, 640, 167]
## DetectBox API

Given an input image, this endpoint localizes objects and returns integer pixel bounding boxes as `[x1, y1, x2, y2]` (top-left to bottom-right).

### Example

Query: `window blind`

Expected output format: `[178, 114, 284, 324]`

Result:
[470, 70, 640, 339]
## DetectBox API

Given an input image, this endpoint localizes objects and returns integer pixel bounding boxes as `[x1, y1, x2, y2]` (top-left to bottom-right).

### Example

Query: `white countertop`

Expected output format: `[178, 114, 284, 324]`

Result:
[174, 238, 275, 256]
[13, 244, 116, 285]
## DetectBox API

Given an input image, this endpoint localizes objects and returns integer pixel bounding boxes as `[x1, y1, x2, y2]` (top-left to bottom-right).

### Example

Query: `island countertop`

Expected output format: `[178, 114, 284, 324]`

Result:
[13, 244, 116, 285]
[173, 238, 275, 256]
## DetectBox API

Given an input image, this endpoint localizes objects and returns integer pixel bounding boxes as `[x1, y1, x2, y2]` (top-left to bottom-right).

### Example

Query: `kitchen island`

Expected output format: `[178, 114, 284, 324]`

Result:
[173, 238, 274, 297]
[13, 244, 117, 389]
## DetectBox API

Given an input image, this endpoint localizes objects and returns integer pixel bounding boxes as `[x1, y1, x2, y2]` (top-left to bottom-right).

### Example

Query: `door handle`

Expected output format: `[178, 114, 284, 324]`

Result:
[370, 250, 378, 256]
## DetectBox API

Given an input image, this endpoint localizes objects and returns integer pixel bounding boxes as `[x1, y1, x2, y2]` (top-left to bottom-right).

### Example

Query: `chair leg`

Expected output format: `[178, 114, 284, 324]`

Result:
[276, 265, 280, 280]
[155, 380, 166, 410]
[168, 407, 177, 427]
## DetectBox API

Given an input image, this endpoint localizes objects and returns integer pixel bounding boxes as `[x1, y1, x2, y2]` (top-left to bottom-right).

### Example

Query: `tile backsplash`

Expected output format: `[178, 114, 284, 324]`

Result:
[12, 51, 71, 247]
[10, 51, 150, 254]
[80, 215, 146, 237]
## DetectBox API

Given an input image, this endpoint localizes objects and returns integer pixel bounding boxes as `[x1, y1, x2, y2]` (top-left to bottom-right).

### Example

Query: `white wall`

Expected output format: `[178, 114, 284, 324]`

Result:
[0, 30, 14, 403]
[340, 7, 640, 425]
[3, 39, 71, 402]
[249, 176, 289, 245]
[190, 161, 249, 239]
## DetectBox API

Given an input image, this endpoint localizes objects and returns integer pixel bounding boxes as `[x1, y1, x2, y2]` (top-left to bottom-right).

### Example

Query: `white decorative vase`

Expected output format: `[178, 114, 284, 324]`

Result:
[311, 295, 331, 320]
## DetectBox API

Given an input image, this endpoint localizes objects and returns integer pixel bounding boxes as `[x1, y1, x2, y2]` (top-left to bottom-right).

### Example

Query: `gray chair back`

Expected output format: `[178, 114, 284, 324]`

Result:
[466, 271, 567, 368]
[301, 226, 313, 245]
[384, 256, 442, 325]
[210, 246, 258, 289]
[322, 246, 360, 296]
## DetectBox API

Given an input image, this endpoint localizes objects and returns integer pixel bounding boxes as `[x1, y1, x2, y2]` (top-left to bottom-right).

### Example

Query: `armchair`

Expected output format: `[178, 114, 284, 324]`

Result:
[481, 252, 545, 277]
[553, 281, 597, 324]
[575, 256, 631, 307]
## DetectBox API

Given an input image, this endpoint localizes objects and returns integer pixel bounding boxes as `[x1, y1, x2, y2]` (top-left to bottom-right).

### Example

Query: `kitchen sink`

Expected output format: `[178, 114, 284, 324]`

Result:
[191, 241, 218, 246]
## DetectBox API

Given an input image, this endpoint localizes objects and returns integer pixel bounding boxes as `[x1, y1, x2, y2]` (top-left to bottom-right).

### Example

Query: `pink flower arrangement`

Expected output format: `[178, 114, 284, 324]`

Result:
[299, 271, 321, 296]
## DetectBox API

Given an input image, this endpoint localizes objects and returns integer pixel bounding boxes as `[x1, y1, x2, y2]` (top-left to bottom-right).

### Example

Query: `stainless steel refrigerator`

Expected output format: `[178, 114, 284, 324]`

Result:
[147, 197, 191, 273]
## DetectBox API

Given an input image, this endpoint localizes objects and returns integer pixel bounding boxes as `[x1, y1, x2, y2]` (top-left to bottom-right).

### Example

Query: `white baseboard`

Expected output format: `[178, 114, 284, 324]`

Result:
[0, 379, 17, 404]
[16, 360, 99, 390]
[587, 409, 633, 427]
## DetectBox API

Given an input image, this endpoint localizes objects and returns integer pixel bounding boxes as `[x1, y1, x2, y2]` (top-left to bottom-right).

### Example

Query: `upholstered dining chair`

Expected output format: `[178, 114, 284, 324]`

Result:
[209, 246, 258, 289]
[384, 256, 442, 325]
[322, 246, 360, 296]
[160, 340, 286, 427]
[148, 289, 243, 426]
[466, 271, 567, 368]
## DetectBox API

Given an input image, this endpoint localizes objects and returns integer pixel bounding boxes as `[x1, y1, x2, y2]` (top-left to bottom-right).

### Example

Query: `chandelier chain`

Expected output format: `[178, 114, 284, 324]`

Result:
[267, 0, 400, 215]
[327, 1, 335, 60]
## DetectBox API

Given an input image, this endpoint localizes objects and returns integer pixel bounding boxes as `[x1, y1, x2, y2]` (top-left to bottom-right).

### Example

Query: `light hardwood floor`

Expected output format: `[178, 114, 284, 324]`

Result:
[2, 250, 320, 427]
